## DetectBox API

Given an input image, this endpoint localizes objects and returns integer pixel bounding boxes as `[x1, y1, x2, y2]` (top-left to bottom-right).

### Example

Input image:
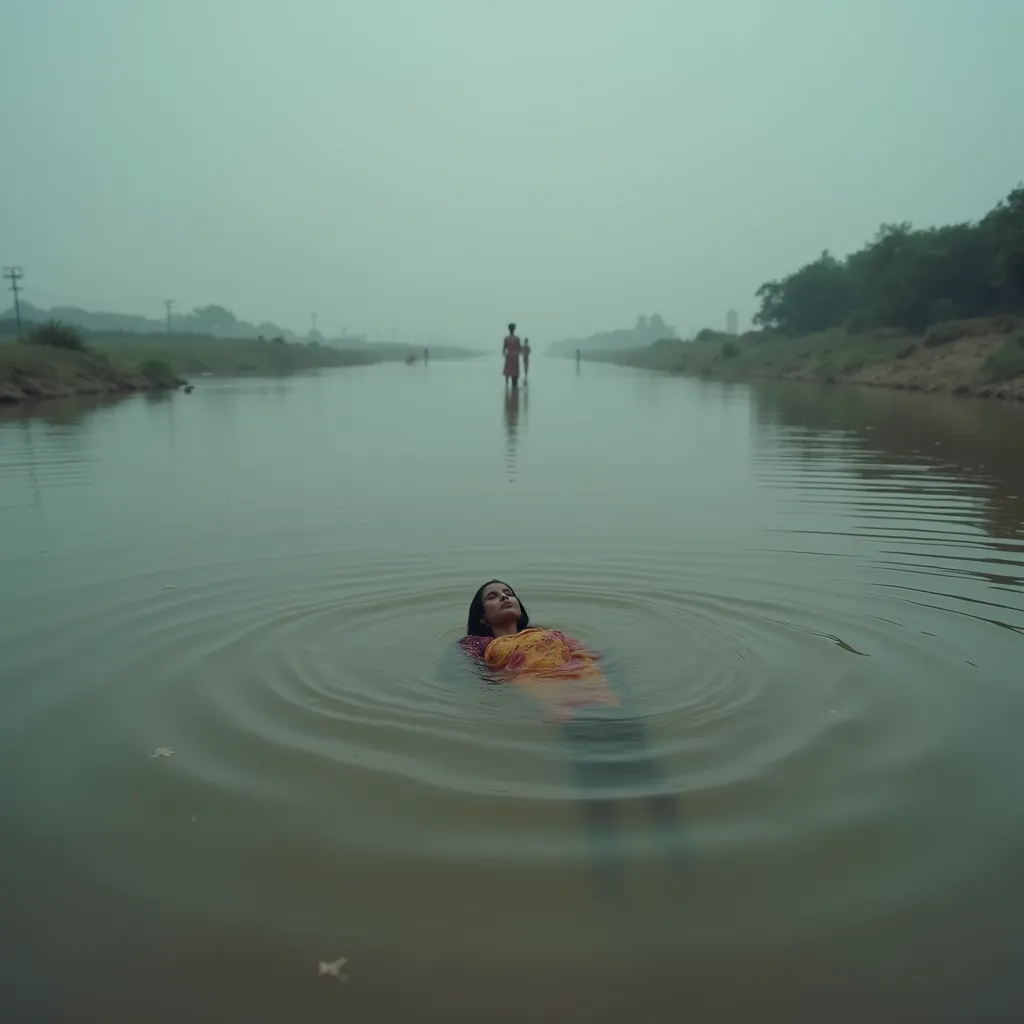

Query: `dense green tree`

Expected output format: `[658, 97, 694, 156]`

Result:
[754, 188, 1024, 334]
[754, 251, 851, 332]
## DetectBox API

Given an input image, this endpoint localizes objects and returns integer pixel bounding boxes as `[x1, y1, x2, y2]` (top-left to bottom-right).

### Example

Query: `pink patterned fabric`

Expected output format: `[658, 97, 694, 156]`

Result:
[459, 635, 493, 660]
[502, 335, 521, 378]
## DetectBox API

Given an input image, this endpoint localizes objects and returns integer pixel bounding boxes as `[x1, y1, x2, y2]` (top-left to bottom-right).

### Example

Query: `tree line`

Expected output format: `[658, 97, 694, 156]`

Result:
[753, 187, 1024, 335]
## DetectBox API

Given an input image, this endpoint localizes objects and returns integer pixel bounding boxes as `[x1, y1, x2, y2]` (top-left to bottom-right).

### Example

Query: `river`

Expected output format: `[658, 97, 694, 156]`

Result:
[2, 359, 1023, 1023]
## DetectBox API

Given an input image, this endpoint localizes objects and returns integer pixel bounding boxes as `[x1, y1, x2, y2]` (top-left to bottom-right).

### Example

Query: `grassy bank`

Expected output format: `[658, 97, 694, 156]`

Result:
[596, 318, 1024, 400]
[0, 339, 186, 402]
[79, 331, 379, 376]
[0, 327, 381, 403]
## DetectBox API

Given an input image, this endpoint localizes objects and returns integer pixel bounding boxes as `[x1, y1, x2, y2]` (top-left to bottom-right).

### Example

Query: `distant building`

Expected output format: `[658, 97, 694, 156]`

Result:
[726, 310, 738, 335]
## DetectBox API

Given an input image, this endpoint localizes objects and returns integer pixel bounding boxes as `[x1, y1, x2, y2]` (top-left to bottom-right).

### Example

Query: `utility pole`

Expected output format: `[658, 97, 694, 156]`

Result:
[311, 312, 318, 334]
[164, 299, 175, 333]
[3, 266, 24, 339]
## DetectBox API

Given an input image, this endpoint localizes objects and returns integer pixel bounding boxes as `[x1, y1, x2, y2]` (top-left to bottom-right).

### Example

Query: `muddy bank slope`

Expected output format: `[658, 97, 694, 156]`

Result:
[599, 318, 1024, 400]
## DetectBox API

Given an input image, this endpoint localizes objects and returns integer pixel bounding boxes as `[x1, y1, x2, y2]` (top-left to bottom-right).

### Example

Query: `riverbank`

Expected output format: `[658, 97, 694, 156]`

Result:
[596, 317, 1024, 400]
[0, 331, 382, 403]
[0, 343, 186, 402]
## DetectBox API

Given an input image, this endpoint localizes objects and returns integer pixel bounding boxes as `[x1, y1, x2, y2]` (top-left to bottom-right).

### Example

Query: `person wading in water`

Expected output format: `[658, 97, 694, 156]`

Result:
[503, 323, 522, 389]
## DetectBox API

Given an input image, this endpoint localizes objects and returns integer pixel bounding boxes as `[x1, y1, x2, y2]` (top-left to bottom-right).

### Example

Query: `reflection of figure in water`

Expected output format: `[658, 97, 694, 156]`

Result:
[423, 347, 429, 364]
[458, 579, 683, 895]
[504, 386, 520, 436]
[503, 387, 519, 474]
[522, 338, 532, 382]
[502, 323, 522, 389]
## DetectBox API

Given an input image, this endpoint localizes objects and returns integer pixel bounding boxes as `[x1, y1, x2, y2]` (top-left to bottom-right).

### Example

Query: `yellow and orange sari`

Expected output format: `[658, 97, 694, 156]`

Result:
[460, 628, 620, 718]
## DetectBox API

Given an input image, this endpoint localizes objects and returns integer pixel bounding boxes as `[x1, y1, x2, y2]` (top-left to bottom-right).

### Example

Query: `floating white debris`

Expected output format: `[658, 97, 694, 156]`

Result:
[318, 957, 349, 982]
[150, 748, 175, 758]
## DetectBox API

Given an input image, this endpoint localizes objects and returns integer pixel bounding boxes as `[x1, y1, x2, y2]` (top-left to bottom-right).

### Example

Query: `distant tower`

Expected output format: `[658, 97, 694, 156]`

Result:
[726, 309, 738, 335]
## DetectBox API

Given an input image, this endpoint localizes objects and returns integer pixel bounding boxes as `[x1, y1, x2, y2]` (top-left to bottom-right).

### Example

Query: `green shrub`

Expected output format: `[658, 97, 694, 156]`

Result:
[26, 319, 86, 351]
[722, 341, 740, 359]
[138, 358, 178, 386]
[924, 322, 967, 348]
[981, 333, 1024, 383]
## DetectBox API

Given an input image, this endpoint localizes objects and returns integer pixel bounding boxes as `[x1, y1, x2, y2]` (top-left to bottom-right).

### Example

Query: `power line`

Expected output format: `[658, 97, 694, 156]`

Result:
[3, 266, 25, 339]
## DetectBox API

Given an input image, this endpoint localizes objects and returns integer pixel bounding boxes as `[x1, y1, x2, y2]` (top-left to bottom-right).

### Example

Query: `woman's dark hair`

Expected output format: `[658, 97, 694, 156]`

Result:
[466, 579, 529, 637]
[508, 322, 516, 333]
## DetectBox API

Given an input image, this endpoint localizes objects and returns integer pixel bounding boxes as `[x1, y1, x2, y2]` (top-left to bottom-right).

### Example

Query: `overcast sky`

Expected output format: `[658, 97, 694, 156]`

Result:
[2, 0, 1022, 344]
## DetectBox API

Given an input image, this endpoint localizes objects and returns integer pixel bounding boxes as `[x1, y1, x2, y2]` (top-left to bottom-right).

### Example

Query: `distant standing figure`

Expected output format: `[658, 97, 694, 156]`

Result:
[503, 323, 522, 389]
[424, 347, 429, 364]
[523, 338, 532, 381]
[576, 348, 581, 367]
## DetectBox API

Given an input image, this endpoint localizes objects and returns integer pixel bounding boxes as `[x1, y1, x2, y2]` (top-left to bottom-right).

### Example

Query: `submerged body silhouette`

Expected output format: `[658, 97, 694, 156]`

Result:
[457, 579, 685, 896]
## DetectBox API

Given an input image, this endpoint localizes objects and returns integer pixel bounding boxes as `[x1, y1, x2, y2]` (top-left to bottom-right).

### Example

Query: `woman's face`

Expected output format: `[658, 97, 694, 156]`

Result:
[481, 581, 521, 630]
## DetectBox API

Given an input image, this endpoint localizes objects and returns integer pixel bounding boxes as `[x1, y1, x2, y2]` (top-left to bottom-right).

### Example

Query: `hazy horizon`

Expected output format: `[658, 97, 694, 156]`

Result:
[3, 0, 1022, 344]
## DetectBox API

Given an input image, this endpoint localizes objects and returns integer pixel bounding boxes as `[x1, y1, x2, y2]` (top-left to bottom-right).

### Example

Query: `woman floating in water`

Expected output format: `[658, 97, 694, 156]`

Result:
[460, 580, 617, 718]
[502, 323, 521, 389]
[458, 579, 683, 892]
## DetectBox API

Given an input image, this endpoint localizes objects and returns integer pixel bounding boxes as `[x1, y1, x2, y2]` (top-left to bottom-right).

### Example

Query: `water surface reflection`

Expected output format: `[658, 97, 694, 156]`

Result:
[1, 364, 1022, 1023]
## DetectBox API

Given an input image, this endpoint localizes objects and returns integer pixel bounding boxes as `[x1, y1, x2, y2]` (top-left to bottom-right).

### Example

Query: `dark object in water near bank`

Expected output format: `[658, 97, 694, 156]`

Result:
[183, 384, 194, 394]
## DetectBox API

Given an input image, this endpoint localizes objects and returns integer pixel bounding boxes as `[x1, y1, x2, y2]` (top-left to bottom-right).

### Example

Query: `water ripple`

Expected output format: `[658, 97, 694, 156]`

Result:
[3, 368, 1024, 983]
